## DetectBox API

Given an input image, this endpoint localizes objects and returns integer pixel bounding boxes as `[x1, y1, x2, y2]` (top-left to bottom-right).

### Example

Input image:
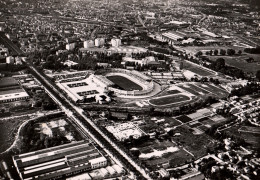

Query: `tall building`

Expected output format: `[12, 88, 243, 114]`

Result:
[111, 38, 121, 47]
[6, 56, 14, 64]
[95, 38, 105, 47]
[84, 40, 94, 48]
[66, 43, 76, 50]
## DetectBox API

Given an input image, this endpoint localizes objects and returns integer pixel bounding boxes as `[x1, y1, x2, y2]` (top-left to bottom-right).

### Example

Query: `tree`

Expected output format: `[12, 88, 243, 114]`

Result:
[227, 49, 235, 56]
[214, 49, 218, 56]
[215, 58, 225, 70]
[220, 49, 226, 56]
[196, 51, 203, 57]
[256, 70, 260, 81]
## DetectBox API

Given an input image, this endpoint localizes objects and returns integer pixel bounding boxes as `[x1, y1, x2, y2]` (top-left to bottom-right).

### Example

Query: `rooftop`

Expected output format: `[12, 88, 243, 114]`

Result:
[0, 77, 19, 88]
[13, 141, 106, 180]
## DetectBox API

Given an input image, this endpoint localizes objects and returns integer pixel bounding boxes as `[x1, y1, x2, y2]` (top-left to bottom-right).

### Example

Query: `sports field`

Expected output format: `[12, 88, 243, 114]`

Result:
[167, 89, 181, 94]
[177, 83, 228, 98]
[149, 94, 190, 106]
[183, 61, 215, 76]
[107, 75, 143, 91]
[199, 83, 228, 98]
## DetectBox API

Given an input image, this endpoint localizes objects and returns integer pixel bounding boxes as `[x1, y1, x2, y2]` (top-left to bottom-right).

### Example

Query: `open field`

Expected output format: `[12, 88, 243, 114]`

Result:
[177, 84, 205, 96]
[176, 115, 193, 123]
[163, 117, 182, 127]
[183, 45, 260, 74]
[184, 84, 210, 94]
[223, 125, 260, 150]
[0, 117, 27, 153]
[177, 83, 228, 98]
[149, 94, 190, 106]
[209, 54, 260, 74]
[183, 61, 215, 76]
[189, 122, 202, 128]
[137, 140, 193, 169]
[172, 126, 215, 158]
[198, 83, 228, 98]
[107, 75, 143, 91]
[167, 89, 181, 94]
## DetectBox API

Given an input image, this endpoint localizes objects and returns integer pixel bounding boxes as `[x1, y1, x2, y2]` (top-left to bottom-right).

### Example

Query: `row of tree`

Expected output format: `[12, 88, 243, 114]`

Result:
[197, 49, 241, 57]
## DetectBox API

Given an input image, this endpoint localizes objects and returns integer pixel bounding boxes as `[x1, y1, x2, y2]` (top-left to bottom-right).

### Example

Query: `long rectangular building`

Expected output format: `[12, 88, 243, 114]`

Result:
[0, 77, 30, 102]
[13, 141, 107, 180]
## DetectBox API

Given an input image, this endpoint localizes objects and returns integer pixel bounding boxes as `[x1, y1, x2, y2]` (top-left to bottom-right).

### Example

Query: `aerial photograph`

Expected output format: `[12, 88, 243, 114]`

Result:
[0, 0, 259, 179]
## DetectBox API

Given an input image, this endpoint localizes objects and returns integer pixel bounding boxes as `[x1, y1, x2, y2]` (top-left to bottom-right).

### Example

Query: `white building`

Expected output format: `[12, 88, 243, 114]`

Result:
[66, 43, 76, 50]
[95, 38, 105, 47]
[84, 40, 94, 48]
[89, 157, 107, 169]
[6, 56, 14, 64]
[111, 38, 121, 47]
[0, 91, 30, 102]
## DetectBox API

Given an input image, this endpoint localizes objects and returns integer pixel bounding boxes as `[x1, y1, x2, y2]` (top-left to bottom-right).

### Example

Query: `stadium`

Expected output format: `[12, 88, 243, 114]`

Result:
[56, 69, 158, 103]
[104, 69, 156, 98]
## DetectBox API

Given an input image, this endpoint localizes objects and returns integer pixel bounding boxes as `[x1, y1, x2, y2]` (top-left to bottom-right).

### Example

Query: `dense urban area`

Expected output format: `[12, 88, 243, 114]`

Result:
[0, 0, 259, 179]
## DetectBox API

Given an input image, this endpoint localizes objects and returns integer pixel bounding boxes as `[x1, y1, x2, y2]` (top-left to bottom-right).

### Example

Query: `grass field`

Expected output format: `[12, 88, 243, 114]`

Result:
[223, 125, 260, 150]
[189, 122, 202, 128]
[183, 45, 260, 74]
[183, 61, 215, 76]
[0, 117, 27, 153]
[178, 83, 228, 98]
[199, 83, 228, 98]
[176, 115, 193, 123]
[172, 126, 215, 158]
[178, 84, 205, 96]
[209, 54, 260, 74]
[137, 140, 193, 169]
[164, 117, 182, 127]
[107, 75, 143, 91]
[149, 94, 190, 106]
[167, 89, 181, 94]
[187, 84, 210, 94]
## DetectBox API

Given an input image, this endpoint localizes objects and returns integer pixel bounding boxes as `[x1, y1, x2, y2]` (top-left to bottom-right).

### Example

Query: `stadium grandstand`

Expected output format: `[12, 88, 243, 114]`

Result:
[13, 141, 107, 180]
[91, 75, 114, 90]
[56, 74, 112, 103]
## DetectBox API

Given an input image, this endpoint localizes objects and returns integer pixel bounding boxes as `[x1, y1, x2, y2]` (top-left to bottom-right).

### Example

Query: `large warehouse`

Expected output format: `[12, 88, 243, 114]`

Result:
[0, 77, 29, 102]
[13, 141, 107, 180]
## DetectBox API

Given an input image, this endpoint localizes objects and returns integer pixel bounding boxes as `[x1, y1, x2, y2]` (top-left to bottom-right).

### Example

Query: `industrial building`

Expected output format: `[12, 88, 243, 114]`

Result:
[162, 31, 185, 43]
[13, 141, 107, 180]
[0, 77, 29, 102]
